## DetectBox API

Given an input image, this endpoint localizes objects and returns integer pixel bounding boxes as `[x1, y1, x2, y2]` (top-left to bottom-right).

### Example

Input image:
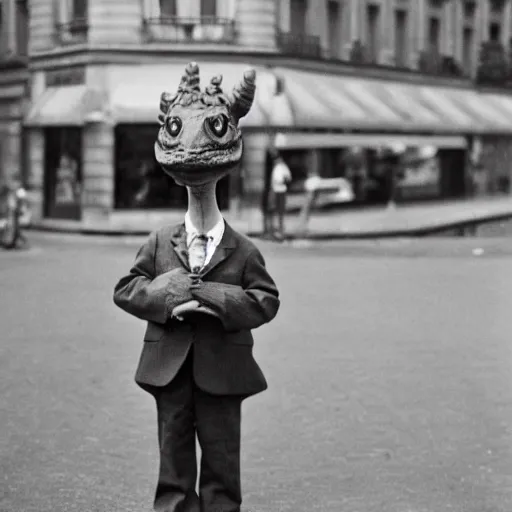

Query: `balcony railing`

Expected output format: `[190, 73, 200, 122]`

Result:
[417, 47, 465, 78]
[142, 16, 236, 44]
[55, 18, 89, 45]
[277, 31, 322, 59]
[475, 41, 512, 87]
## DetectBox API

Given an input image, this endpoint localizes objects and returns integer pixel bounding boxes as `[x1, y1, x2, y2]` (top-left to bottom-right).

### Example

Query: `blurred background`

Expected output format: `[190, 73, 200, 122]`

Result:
[2, 0, 512, 236]
[3, 3, 512, 511]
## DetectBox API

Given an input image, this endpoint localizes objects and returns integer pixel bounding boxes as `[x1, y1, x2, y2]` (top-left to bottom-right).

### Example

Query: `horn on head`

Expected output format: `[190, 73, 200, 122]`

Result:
[183, 61, 201, 92]
[158, 92, 174, 125]
[230, 68, 256, 121]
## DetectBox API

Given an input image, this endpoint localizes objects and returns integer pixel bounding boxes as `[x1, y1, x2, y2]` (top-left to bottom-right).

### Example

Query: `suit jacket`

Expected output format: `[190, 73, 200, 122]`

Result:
[113, 222, 280, 397]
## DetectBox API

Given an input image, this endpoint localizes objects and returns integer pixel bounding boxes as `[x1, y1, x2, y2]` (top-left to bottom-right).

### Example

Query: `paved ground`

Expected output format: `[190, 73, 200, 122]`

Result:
[31, 197, 512, 239]
[1, 233, 512, 512]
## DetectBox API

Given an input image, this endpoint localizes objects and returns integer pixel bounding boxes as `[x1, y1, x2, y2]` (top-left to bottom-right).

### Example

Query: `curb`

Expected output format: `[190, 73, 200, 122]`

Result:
[26, 212, 512, 241]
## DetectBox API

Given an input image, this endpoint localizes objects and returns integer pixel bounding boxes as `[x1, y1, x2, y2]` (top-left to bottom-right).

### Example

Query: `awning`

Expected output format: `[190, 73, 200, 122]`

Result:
[24, 86, 107, 127]
[273, 67, 512, 134]
[106, 63, 295, 128]
[274, 132, 467, 150]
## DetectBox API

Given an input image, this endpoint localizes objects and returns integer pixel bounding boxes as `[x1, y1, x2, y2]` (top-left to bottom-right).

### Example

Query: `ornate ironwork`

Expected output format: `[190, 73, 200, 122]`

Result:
[55, 18, 89, 45]
[142, 16, 236, 44]
[276, 31, 322, 59]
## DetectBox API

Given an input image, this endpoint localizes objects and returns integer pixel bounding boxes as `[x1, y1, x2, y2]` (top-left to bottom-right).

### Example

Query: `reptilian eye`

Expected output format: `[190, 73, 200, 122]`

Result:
[166, 116, 182, 137]
[206, 114, 228, 138]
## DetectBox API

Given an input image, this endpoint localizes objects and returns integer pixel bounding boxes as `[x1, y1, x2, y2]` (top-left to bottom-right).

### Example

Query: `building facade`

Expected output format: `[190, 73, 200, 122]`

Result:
[0, 0, 29, 191]
[18, 0, 512, 232]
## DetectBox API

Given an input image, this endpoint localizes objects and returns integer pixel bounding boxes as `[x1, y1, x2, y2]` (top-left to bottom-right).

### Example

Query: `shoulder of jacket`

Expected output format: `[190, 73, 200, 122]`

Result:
[153, 223, 183, 240]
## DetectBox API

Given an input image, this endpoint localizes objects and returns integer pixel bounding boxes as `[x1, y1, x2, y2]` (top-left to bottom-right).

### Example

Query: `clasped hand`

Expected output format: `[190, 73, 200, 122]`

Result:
[168, 269, 216, 321]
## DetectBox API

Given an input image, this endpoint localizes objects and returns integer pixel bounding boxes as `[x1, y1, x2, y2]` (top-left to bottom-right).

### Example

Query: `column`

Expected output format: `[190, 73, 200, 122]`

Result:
[453, 0, 462, 61]
[481, 0, 489, 41]
[82, 123, 114, 219]
[307, 0, 328, 53]
[27, 129, 45, 221]
[350, 0, 359, 41]
[406, 2, 415, 67]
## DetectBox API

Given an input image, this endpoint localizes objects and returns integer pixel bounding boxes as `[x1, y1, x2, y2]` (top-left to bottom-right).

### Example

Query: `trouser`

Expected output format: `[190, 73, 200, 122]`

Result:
[151, 350, 243, 512]
[273, 192, 286, 236]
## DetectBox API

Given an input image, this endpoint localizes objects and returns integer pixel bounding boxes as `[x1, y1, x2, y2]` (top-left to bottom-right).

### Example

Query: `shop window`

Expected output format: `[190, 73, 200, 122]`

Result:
[44, 127, 82, 220]
[114, 125, 230, 211]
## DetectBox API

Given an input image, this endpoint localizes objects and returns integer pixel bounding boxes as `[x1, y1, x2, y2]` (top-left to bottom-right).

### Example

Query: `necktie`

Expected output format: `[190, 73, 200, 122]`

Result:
[188, 234, 209, 274]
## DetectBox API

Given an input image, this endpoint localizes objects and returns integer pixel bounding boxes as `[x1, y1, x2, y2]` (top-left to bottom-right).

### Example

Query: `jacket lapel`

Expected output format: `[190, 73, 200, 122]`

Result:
[199, 222, 238, 278]
[169, 221, 238, 277]
[170, 223, 190, 272]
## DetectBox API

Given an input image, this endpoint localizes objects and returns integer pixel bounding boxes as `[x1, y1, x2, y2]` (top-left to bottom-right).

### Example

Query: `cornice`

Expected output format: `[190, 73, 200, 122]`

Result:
[27, 44, 474, 89]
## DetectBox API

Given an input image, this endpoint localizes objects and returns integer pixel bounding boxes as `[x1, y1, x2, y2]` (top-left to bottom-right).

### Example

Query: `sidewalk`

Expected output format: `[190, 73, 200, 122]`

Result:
[282, 196, 512, 239]
[27, 197, 512, 240]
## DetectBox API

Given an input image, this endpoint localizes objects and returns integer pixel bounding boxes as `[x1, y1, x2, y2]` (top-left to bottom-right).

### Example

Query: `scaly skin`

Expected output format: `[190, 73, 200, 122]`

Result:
[154, 61, 256, 318]
[155, 61, 256, 187]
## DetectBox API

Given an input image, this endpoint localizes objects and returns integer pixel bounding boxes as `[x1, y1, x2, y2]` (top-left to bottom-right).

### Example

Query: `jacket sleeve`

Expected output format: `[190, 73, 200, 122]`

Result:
[190, 248, 280, 332]
[113, 232, 194, 324]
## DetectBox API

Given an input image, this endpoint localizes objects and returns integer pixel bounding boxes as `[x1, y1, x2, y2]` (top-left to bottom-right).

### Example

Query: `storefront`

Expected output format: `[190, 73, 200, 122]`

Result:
[24, 61, 293, 230]
[24, 61, 512, 231]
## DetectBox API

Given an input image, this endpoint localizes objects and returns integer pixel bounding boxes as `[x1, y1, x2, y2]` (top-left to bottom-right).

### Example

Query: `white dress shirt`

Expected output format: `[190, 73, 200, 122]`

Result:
[184, 212, 225, 268]
[271, 160, 292, 193]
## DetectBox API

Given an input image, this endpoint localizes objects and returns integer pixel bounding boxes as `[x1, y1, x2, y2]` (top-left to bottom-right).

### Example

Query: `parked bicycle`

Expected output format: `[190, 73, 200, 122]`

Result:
[0, 185, 31, 250]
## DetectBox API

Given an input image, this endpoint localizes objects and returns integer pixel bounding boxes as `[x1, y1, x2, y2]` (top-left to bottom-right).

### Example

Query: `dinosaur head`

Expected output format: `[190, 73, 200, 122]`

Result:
[154, 62, 256, 187]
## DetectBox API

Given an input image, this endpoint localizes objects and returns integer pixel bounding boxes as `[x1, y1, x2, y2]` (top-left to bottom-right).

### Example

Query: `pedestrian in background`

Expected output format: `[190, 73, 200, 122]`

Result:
[269, 147, 292, 241]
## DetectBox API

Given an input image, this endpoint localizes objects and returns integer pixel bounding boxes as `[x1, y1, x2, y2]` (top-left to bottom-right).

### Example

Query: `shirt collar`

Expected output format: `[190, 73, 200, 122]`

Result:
[184, 212, 225, 246]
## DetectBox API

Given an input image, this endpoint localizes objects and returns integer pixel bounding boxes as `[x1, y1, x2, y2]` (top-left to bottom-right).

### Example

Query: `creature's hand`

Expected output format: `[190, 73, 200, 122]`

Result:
[163, 268, 196, 314]
[171, 300, 219, 321]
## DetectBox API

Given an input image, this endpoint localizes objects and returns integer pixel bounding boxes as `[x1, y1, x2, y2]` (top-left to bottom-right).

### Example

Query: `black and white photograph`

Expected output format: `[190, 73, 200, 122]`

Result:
[2, 0, 512, 511]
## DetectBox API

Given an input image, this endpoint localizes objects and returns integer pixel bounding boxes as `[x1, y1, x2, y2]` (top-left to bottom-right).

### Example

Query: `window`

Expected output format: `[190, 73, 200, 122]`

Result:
[44, 128, 83, 220]
[394, 9, 408, 67]
[70, 0, 87, 21]
[15, 0, 29, 57]
[200, 0, 216, 17]
[463, 1, 476, 19]
[489, 22, 501, 42]
[290, 0, 307, 34]
[366, 4, 381, 63]
[463, 27, 473, 74]
[159, 0, 176, 17]
[327, 0, 341, 58]
[428, 16, 440, 51]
